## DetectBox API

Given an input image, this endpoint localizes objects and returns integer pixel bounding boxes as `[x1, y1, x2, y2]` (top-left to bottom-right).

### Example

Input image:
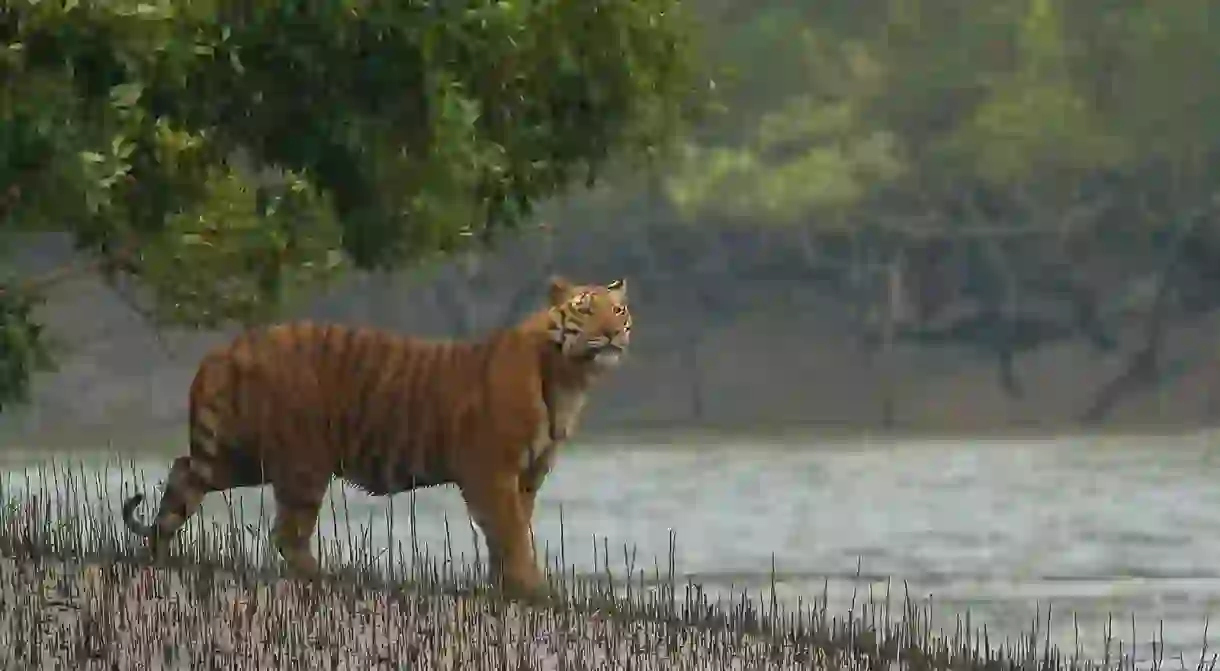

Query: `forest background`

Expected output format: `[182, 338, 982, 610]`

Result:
[4, 0, 1220, 442]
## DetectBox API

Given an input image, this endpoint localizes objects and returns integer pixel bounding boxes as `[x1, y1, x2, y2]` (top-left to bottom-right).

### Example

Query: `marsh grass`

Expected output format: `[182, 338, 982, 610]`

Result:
[0, 458, 1213, 670]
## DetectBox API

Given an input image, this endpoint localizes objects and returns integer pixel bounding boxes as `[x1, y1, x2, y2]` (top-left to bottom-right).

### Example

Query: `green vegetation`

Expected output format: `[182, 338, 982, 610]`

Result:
[6, 0, 1220, 417]
[0, 0, 703, 410]
[652, 0, 1220, 418]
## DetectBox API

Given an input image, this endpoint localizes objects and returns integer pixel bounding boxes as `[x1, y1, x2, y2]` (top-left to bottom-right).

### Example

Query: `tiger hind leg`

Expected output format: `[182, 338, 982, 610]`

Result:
[269, 473, 329, 578]
[122, 452, 258, 560]
[122, 402, 267, 559]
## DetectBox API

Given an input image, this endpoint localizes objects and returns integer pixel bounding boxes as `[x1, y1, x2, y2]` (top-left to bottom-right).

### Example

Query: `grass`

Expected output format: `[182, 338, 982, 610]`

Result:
[0, 458, 1214, 670]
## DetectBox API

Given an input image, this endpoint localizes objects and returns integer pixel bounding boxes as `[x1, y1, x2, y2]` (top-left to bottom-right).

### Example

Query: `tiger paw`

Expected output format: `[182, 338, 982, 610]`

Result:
[495, 573, 558, 607]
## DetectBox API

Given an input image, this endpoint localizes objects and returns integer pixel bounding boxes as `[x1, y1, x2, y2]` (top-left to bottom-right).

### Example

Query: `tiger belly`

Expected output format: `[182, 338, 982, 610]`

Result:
[336, 446, 453, 496]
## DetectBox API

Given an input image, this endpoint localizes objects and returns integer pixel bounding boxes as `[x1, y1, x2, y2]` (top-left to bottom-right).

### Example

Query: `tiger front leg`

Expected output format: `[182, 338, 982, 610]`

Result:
[460, 472, 548, 602]
[519, 444, 556, 523]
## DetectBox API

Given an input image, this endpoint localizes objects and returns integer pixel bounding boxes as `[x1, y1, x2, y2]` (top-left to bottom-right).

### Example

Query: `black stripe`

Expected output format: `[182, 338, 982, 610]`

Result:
[478, 336, 500, 379]
[292, 323, 309, 365]
[341, 331, 378, 454]
[192, 415, 217, 443]
[332, 327, 361, 450]
[189, 436, 218, 463]
[183, 464, 211, 490]
[350, 339, 390, 431]
[390, 347, 422, 491]
[160, 485, 191, 517]
[315, 325, 338, 448]
[336, 326, 359, 368]
[382, 343, 424, 453]
[226, 340, 244, 430]
[420, 347, 450, 485]
[316, 325, 335, 372]
[350, 339, 409, 472]
[408, 345, 439, 485]
[414, 343, 454, 489]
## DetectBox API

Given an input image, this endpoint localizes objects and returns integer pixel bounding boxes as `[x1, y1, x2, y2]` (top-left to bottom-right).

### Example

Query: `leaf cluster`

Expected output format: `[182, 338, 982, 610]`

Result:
[0, 283, 52, 413]
[668, 0, 1220, 225]
[0, 0, 703, 409]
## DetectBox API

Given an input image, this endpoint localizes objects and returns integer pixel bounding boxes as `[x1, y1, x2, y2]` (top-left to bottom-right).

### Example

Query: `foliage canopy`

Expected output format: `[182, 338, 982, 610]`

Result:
[658, 0, 1220, 414]
[0, 0, 703, 409]
[668, 0, 1220, 224]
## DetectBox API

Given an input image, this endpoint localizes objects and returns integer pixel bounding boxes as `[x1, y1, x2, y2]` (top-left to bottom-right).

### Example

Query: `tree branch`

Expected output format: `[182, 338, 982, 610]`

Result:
[0, 243, 177, 357]
[981, 238, 1024, 398]
[1079, 199, 1217, 424]
[0, 248, 130, 298]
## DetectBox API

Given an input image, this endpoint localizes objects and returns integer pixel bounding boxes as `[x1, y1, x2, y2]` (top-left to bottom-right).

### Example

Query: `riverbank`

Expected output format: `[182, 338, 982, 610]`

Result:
[0, 533, 1150, 671]
[0, 458, 1190, 670]
[4, 555, 784, 669]
[0, 553, 1000, 670]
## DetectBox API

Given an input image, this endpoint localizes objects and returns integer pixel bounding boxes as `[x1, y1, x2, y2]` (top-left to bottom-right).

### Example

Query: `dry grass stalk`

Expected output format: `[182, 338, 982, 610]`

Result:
[0, 458, 1210, 670]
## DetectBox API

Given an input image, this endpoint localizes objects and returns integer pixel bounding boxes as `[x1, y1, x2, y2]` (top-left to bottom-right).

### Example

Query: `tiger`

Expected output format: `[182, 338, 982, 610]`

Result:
[120, 276, 632, 599]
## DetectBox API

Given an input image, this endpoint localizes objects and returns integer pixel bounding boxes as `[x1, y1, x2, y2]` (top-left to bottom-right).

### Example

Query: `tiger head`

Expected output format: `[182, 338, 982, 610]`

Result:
[546, 276, 632, 370]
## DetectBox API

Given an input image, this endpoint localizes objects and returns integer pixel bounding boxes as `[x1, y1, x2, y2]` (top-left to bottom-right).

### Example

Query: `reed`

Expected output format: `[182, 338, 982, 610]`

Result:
[0, 457, 1211, 670]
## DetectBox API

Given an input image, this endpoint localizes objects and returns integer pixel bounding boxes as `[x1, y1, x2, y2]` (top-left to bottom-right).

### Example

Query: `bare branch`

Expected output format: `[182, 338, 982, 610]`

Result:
[101, 273, 176, 359]
[0, 241, 178, 358]
[1079, 197, 1219, 424]
[981, 238, 1024, 398]
[0, 245, 135, 298]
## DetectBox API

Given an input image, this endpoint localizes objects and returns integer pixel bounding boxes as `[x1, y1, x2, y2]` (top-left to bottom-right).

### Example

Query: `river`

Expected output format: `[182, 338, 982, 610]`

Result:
[2, 430, 1219, 665]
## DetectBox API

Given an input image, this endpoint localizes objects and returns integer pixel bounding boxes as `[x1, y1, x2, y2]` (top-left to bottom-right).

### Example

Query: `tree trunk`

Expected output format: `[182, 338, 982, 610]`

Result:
[879, 250, 905, 429]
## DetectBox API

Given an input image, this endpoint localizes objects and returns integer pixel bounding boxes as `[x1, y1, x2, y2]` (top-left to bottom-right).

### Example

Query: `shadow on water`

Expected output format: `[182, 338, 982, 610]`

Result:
[3, 430, 1220, 665]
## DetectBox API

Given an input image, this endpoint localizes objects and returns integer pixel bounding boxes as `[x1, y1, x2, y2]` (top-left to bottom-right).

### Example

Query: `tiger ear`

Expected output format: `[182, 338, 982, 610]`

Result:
[548, 275, 573, 306]
[606, 278, 628, 302]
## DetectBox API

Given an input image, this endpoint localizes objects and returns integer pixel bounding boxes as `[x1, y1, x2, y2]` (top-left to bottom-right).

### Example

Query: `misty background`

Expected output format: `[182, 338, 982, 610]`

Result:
[9, 1, 1220, 443]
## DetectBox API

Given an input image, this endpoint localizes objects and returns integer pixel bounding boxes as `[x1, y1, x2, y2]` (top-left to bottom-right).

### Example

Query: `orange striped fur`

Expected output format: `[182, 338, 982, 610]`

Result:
[121, 276, 632, 598]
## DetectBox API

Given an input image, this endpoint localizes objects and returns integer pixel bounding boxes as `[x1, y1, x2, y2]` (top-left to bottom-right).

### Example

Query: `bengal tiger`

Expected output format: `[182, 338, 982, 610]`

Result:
[120, 276, 632, 599]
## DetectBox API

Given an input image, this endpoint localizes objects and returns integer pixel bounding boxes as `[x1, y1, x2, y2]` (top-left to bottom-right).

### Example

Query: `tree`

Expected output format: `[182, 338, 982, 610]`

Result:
[658, 0, 1220, 411]
[0, 0, 704, 410]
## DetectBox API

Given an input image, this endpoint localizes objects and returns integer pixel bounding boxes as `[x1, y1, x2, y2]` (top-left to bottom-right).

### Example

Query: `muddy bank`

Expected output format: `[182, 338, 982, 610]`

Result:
[0, 453, 1178, 670]
[0, 556, 723, 670]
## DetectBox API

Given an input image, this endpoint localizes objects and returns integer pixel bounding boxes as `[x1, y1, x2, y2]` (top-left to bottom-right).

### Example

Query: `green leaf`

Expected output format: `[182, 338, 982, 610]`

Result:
[0, 0, 702, 411]
[109, 82, 144, 109]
